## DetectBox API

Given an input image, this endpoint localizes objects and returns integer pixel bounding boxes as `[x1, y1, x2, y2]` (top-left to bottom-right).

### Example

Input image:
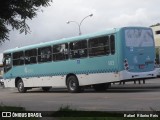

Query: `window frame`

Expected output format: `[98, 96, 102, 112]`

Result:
[52, 43, 69, 61]
[25, 49, 38, 65]
[69, 40, 88, 59]
[12, 51, 24, 66]
[88, 35, 110, 57]
[38, 46, 52, 63]
[88, 34, 115, 57]
[110, 35, 115, 55]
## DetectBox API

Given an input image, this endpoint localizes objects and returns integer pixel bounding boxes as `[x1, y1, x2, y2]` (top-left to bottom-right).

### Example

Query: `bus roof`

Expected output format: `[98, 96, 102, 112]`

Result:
[3, 26, 150, 53]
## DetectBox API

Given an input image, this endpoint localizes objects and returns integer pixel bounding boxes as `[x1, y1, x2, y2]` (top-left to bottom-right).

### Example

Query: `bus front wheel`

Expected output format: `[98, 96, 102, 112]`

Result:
[67, 75, 80, 93]
[17, 80, 27, 93]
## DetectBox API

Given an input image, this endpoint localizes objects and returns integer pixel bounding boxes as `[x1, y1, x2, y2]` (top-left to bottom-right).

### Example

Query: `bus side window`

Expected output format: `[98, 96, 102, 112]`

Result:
[38, 46, 52, 63]
[53, 43, 68, 61]
[25, 49, 37, 64]
[110, 35, 115, 55]
[69, 40, 87, 59]
[88, 36, 109, 57]
[13, 51, 24, 66]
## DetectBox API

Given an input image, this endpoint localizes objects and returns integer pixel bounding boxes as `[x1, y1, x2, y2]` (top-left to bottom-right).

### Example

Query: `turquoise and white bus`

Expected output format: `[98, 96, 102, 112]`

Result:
[3, 26, 157, 93]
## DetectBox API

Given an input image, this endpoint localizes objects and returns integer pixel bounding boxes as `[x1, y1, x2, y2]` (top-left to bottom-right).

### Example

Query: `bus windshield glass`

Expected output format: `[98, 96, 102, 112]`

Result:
[125, 29, 154, 47]
[3, 54, 12, 73]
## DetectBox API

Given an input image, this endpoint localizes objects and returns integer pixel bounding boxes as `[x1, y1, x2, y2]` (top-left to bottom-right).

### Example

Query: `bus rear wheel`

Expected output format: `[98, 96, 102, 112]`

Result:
[67, 75, 80, 93]
[17, 80, 27, 93]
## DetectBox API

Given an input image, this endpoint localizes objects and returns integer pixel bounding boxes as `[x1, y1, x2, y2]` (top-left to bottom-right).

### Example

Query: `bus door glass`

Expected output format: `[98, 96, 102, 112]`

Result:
[124, 28, 155, 72]
[3, 53, 12, 73]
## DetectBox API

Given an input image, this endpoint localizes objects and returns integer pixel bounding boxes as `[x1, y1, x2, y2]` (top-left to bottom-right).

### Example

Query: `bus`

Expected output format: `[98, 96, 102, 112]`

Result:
[3, 26, 157, 93]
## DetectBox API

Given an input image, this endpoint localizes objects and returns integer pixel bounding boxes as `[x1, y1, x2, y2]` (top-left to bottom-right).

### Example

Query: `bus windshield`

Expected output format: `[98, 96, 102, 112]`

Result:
[125, 29, 154, 47]
[3, 54, 12, 73]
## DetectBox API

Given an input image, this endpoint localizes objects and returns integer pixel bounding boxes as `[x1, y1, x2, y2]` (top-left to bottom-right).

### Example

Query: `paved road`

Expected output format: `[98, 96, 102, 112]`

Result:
[0, 78, 160, 111]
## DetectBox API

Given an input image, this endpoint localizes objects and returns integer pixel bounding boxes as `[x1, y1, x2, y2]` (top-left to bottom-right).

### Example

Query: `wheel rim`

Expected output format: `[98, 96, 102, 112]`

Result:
[69, 79, 76, 91]
[18, 82, 23, 92]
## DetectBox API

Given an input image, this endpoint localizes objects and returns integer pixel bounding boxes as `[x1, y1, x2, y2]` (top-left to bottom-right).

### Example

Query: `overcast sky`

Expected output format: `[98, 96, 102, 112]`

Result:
[0, 0, 160, 53]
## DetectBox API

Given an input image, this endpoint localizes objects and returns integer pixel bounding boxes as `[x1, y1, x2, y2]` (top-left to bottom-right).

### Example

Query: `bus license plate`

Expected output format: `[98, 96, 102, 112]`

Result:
[139, 64, 145, 69]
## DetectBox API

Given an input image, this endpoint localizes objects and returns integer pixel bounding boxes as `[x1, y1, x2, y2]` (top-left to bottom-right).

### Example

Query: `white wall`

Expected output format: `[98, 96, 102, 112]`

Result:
[151, 25, 160, 47]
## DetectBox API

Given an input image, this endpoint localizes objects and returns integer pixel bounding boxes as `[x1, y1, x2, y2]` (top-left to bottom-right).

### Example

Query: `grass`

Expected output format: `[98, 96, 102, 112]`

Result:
[54, 106, 160, 120]
[0, 106, 25, 111]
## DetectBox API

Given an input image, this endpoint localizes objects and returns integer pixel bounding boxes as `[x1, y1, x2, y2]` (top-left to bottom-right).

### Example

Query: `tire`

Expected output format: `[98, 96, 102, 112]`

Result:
[67, 75, 80, 93]
[93, 83, 106, 92]
[17, 79, 27, 93]
[42, 87, 51, 92]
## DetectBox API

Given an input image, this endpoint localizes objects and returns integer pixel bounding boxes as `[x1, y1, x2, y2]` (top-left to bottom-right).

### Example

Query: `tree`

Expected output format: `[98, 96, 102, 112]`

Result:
[150, 23, 160, 27]
[0, 0, 52, 43]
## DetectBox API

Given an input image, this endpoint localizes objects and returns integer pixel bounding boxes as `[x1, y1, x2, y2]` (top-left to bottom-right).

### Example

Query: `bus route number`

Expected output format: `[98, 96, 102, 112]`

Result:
[108, 61, 114, 66]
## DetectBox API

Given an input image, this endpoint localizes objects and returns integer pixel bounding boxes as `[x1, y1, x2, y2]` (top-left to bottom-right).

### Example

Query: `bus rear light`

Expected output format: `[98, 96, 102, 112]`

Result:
[124, 59, 129, 70]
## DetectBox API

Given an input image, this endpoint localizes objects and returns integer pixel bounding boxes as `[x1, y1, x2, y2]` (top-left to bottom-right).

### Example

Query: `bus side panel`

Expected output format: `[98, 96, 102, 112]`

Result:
[3, 79, 15, 87]
[78, 72, 119, 86]
[3, 31, 122, 87]
[3, 55, 120, 87]
[15, 72, 120, 87]
[25, 76, 66, 87]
